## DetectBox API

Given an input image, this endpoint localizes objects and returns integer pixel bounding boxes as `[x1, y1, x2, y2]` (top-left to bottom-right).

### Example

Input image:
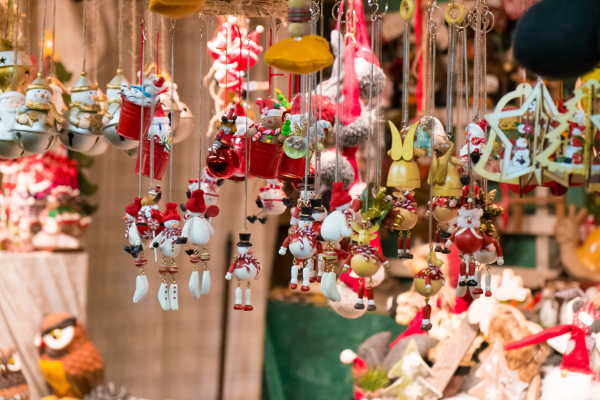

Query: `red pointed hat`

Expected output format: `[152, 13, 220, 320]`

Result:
[256, 98, 283, 118]
[234, 101, 246, 117]
[329, 182, 352, 211]
[477, 119, 487, 131]
[125, 197, 142, 216]
[163, 202, 181, 222]
[186, 189, 207, 213]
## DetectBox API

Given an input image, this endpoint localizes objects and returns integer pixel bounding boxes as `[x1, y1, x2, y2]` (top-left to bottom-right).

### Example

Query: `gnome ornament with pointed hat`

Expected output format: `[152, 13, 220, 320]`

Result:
[136, 106, 171, 180]
[444, 198, 504, 297]
[124, 197, 151, 304]
[152, 202, 187, 311]
[181, 189, 219, 299]
[279, 206, 323, 291]
[0, 83, 27, 159]
[13, 72, 65, 154]
[207, 105, 240, 179]
[102, 69, 138, 151]
[225, 233, 262, 311]
[60, 71, 105, 153]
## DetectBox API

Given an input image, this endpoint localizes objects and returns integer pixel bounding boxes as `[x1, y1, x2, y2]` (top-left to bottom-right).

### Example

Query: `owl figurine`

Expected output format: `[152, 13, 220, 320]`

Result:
[35, 313, 104, 400]
[0, 348, 29, 400]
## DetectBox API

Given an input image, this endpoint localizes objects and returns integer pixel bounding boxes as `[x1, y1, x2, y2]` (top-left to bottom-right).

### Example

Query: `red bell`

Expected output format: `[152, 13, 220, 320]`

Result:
[248, 140, 285, 179]
[135, 136, 170, 180]
[278, 154, 306, 183]
[117, 95, 153, 140]
[207, 148, 239, 178]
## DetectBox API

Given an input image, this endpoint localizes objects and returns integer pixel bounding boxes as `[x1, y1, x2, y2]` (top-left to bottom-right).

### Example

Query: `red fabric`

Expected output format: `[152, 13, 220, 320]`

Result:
[505, 324, 595, 375]
[342, 146, 360, 182]
[340, 41, 361, 125]
[163, 202, 181, 222]
[330, 182, 353, 210]
[185, 189, 206, 213]
[125, 197, 142, 217]
[415, 0, 423, 116]
[390, 311, 426, 348]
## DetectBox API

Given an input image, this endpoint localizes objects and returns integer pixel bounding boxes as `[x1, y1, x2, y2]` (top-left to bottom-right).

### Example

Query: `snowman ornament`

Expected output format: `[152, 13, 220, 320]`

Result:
[225, 233, 261, 311]
[13, 73, 65, 154]
[152, 202, 188, 311]
[0, 85, 27, 159]
[181, 189, 218, 299]
[508, 137, 530, 174]
[279, 206, 323, 292]
[249, 179, 288, 224]
[123, 197, 151, 303]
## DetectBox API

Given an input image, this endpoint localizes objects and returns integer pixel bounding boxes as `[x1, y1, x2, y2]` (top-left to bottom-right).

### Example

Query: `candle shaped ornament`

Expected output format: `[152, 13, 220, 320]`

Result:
[13, 73, 65, 154]
[344, 223, 389, 311]
[207, 105, 240, 179]
[225, 233, 262, 311]
[0, 84, 27, 158]
[152, 202, 187, 311]
[60, 71, 104, 153]
[102, 69, 138, 150]
[181, 189, 218, 299]
[413, 250, 445, 330]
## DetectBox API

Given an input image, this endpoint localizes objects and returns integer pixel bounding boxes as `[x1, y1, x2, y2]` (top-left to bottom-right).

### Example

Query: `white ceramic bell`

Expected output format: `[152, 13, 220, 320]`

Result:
[0, 49, 33, 92]
[172, 100, 193, 143]
[102, 69, 139, 150]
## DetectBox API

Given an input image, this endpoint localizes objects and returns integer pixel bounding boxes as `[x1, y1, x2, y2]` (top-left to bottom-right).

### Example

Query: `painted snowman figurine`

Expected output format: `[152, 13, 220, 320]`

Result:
[310, 198, 328, 283]
[123, 197, 151, 303]
[249, 179, 288, 224]
[444, 199, 504, 297]
[181, 189, 217, 299]
[225, 233, 261, 311]
[101, 69, 138, 151]
[0, 85, 27, 159]
[279, 206, 322, 291]
[508, 137, 530, 174]
[152, 202, 187, 311]
[344, 223, 389, 311]
[13, 73, 65, 154]
[60, 71, 104, 153]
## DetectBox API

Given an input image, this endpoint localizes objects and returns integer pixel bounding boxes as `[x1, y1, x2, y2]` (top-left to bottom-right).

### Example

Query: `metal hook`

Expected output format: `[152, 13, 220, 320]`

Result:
[332, 0, 352, 24]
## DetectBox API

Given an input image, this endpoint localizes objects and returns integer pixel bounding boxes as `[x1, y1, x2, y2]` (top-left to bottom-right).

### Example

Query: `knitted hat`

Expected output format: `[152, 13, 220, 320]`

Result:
[185, 189, 206, 213]
[163, 202, 181, 222]
[329, 182, 352, 211]
[125, 197, 142, 216]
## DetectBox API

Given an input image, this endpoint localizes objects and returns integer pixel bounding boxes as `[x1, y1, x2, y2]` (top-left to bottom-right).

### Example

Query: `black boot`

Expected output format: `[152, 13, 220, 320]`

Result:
[354, 303, 365, 310]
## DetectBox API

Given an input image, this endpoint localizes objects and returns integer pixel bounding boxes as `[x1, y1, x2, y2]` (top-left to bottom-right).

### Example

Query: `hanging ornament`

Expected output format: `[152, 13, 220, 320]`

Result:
[190, 166, 221, 207]
[102, 70, 138, 150]
[321, 182, 361, 243]
[279, 206, 323, 292]
[0, 44, 33, 93]
[229, 101, 253, 182]
[412, 250, 445, 331]
[343, 222, 389, 312]
[247, 98, 285, 179]
[123, 197, 151, 303]
[206, 105, 240, 178]
[151, 202, 186, 311]
[225, 233, 261, 311]
[181, 190, 218, 299]
[247, 179, 289, 224]
[135, 107, 171, 180]
[0, 84, 27, 158]
[117, 76, 163, 141]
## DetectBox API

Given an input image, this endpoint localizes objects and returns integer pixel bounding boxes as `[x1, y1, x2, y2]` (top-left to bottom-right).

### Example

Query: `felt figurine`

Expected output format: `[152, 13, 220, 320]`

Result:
[248, 179, 288, 224]
[413, 250, 445, 331]
[321, 182, 362, 244]
[444, 199, 504, 298]
[152, 202, 187, 311]
[135, 107, 172, 180]
[207, 105, 240, 179]
[181, 189, 218, 299]
[247, 98, 285, 179]
[279, 206, 323, 291]
[124, 197, 151, 304]
[225, 233, 261, 311]
[0, 348, 28, 400]
[101, 69, 138, 151]
[35, 313, 104, 400]
[184, 168, 222, 209]
[344, 222, 389, 311]
[59, 71, 105, 153]
[13, 72, 65, 154]
[288, 175, 317, 228]
[0, 84, 27, 159]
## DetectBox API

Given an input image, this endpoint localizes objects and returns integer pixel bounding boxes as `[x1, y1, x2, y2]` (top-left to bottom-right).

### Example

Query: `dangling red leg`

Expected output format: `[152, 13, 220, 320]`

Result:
[366, 286, 376, 312]
[421, 303, 432, 331]
[405, 232, 413, 259]
[467, 261, 478, 287]
[459, 261, 467, 286]
[354, 278, 365, 310]
[397, 235, 405, 259]
[435, 230, 443, 252]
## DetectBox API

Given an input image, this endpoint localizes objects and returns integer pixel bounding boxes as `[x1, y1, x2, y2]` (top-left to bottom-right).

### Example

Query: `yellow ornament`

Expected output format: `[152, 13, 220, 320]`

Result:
[429, 142, 463, 197]
[265, 35, 334, 75]
[148, 0, 206, 19]
[386, 120, 423, 189]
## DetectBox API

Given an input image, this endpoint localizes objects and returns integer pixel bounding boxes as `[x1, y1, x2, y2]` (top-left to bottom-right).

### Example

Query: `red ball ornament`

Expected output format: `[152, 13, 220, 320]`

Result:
[207, 148, 240, 178]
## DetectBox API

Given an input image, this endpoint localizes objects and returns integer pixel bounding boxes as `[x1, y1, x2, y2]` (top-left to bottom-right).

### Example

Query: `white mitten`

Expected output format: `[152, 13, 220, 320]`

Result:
[225, 272, 233, 280]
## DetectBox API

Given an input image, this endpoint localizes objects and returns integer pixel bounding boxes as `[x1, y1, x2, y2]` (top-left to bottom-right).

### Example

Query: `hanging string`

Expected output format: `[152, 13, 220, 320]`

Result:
[365, 1, 378, 213]
[426, 2, 436, 248]
[92, 0, 98, 83]
[149, 11, 157, 188]
[455, 26, 463, 147]
[471, 0, 481, 121]
[138, 1, 147, 198]
[243, 30, 251, 233]
[10, 1, 18, 88]
[38, 0, 47, 76]
[118, 0, 123, 71]
[401, 7, 410, 127]
[169, 20, 175, 203]
[464, 21, 472, 199]
[445, 24, 455, 140]
[49, 0, 57, 76]
[375, 16, 382, 190]
[317, 0, 324, 191]
[197, 14, 204, 184]
[130, 0, 137, 81]
[160, 17, 166, 73]
[82, 0, 87, 71]
[333, 0, 345, 182]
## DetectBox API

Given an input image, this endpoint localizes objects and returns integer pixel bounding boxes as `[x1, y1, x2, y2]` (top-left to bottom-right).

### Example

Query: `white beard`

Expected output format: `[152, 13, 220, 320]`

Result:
[456, 207, 483, 229]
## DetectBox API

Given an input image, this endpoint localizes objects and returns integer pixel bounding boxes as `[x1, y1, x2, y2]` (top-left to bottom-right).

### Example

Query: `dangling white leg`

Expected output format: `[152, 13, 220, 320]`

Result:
[328, 272, 341, 302]
[301, 262, 310, 291]
[189, 270, 200, 299]
[200, 269, 211, 295]
[290, 264, 299, 290]
[470, 270, 482, 299]
[320, 272, 332, 300]
[158, 279, 171, 310]
[317, 257, 324, 283]
[234, 285, 243, 310]
[456, 284, 467, 298]
[134, 274, 148, 303]
[244, 283, 253, 311]
[142, 274, 149, 298]
[484, 271, 492, 297]
[169, 281, 179, 310]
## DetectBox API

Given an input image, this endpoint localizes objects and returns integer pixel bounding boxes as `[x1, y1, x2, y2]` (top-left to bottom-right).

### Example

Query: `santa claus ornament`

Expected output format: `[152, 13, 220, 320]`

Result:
[444, 199, 504, 297]
[13, 72, 65, 154]
[0, 84, 27, 159]
[152, 202, 187, 311]
[247, 98, 285, 179]
[225, 233, 261, 311]
[344, 222, 389, 311]
[181, 189, 218, 299]
[248, 179, 289, 224]
[207, 105, 240, 178]
[279, 206, 323, 291]
[135, 107, 172, 180]
[413, 250, 445, 331]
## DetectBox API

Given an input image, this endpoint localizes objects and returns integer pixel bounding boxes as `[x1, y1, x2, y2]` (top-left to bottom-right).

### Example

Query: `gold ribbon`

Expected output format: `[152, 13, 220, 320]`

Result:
[69, 101, 102, 112]
[15, 111, 38, 126]
[25, 100, 66, 126]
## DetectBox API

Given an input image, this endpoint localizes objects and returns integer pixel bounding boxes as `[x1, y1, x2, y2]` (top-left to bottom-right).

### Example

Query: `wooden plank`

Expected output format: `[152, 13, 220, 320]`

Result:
[424, 317, 479, 396]
[526, 374, 541, 400]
